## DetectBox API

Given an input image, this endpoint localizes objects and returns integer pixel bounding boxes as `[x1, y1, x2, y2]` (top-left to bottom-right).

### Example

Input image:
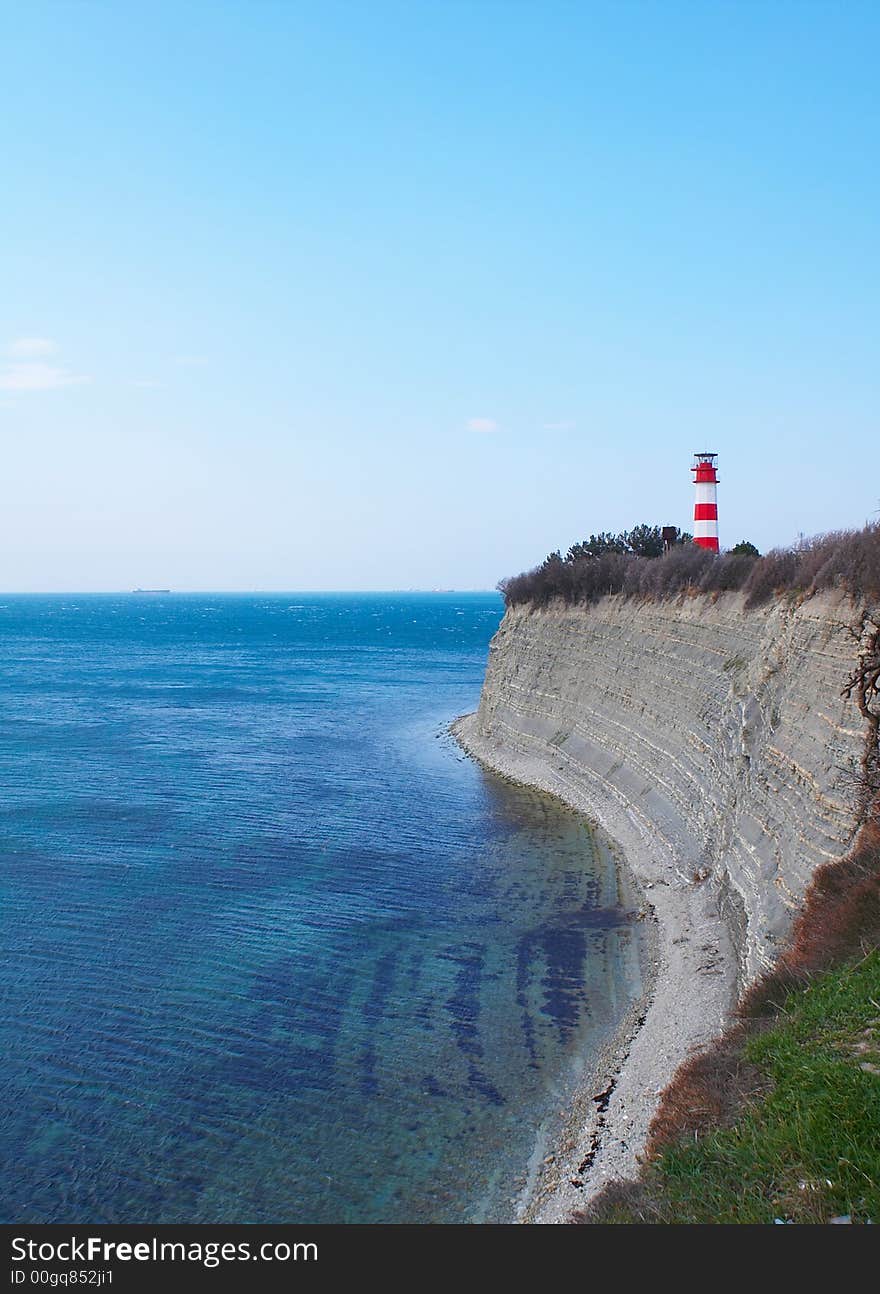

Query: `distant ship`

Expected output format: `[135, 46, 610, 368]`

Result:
[131, 588, 171, 594]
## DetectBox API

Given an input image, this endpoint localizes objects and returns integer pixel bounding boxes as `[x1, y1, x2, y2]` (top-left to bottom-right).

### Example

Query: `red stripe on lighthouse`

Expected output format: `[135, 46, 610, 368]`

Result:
[694, 504, 718, 521]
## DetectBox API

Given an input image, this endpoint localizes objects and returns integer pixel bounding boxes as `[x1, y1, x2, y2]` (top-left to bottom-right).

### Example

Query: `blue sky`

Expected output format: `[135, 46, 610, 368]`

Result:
[2, 1, 877, 590]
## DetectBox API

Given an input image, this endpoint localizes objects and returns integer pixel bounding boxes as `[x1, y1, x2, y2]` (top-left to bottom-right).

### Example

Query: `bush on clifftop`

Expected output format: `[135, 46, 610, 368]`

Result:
[499, 522, 880, 611]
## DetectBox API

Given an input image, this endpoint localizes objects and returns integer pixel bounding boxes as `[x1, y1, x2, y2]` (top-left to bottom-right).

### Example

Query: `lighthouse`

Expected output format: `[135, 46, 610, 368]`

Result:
[691, 452, 719, 552]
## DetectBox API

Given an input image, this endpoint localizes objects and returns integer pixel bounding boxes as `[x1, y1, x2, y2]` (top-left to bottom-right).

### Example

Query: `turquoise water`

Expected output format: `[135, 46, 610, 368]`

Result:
[0, 593, 644, 1222]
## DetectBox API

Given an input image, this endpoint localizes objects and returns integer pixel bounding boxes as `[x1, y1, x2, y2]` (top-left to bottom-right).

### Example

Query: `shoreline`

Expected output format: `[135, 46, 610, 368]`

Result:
[452, 711, 740, 1223]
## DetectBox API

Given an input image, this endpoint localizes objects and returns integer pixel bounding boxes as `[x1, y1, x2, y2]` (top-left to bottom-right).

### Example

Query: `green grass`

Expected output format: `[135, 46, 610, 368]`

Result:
[591, 952, 880, 1224]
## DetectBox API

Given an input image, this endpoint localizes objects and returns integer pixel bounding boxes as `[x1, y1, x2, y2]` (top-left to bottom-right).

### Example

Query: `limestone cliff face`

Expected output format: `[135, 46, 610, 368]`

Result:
[468, 589, 867, 983]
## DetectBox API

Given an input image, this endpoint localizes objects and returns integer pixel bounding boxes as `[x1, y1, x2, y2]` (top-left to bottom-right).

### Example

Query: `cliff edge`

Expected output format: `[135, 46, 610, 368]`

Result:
[454, 587, 870, 1219]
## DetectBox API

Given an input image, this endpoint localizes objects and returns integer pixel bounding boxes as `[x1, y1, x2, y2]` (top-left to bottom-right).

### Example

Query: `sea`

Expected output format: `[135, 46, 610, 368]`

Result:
[0, 593, 645, 1223]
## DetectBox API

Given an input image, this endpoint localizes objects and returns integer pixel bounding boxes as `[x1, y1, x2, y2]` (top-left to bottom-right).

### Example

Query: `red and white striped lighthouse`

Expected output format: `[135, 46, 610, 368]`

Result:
[691, 452, 719, 552]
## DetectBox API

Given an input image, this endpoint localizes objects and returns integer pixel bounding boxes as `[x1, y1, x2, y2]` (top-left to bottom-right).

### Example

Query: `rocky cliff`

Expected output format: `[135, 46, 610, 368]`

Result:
[462, 589, 866, 984]
[455, 588, 871, 1216]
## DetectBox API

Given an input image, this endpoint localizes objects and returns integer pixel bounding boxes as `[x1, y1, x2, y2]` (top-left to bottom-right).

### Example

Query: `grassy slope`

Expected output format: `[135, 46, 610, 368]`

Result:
[602, 956, 879, 1223]
[576, 824, 880, 1225]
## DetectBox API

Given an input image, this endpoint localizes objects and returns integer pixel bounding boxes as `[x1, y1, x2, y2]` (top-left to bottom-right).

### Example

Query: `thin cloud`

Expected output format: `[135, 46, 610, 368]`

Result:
[0, 337, 90, 391]
[543, 419, 575, 431]
[0, 362, 90, 392]
[467, 417, 499, 434]
[7, 337, 57, 358]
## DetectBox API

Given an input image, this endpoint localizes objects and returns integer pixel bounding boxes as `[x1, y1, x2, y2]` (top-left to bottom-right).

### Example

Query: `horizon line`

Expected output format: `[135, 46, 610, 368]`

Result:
[0, 588, 503, 596]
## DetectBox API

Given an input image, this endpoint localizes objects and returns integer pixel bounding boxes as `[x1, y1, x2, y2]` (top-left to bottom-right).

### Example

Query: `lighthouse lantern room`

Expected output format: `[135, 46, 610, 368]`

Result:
[692, 452, 719, 553]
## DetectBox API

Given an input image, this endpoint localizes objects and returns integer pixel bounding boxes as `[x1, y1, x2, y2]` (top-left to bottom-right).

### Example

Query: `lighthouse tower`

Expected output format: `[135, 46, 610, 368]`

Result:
[691, 452, 719, 552]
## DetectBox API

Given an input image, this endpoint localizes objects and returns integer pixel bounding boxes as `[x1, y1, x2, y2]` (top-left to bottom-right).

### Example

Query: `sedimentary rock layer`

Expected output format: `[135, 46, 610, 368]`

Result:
[465, 589, 866, 983]
[456, 589, 869, 1218]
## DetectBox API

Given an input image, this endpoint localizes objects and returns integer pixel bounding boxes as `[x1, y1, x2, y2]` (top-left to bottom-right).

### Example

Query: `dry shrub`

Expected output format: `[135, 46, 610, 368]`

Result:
[811, 524, 880, 603]
[570, 1178, 662, 1224]
[699, 552, 758, 594]
[500, 521, 880, 612]
[739, 549, 801, 607]
[740, 819, 880, 1017]
[643, 1022, 767, 1158]
[634, 543, 714, 599]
